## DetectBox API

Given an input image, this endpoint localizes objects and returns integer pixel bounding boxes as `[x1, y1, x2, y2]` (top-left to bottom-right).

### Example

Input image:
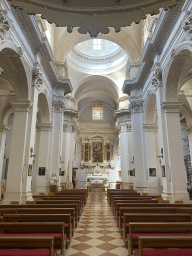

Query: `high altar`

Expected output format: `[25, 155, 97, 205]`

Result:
[84, 165, 110, 191]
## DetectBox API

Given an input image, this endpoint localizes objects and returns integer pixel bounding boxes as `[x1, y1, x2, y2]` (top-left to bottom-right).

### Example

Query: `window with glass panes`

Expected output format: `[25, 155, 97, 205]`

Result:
[92, 107, 103, 120]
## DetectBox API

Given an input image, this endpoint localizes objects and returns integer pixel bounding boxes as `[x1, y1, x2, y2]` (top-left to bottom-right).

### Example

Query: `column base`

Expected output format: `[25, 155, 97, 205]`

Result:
[2, 191, 22, 204]
[162, 191, 191, 203]
[121, 182, 134, 189]
[134, 187, 148, 194]
[148, 186, 161, 196]
[21, 191, 33, 204]
[34, 185, 47, 194]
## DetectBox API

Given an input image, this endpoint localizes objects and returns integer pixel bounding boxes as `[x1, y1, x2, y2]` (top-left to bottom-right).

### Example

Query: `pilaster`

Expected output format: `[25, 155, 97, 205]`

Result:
[161, 102, 189, 202]
[3, 101, 32, 204]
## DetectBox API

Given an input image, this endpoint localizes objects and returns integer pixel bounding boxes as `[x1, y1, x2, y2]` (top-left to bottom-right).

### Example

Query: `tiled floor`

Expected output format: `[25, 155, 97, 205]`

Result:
[66, 191, 127, 256]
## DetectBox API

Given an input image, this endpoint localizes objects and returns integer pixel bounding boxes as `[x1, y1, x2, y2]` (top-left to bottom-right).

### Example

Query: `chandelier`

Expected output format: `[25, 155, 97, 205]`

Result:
[8, 0, 179, 37]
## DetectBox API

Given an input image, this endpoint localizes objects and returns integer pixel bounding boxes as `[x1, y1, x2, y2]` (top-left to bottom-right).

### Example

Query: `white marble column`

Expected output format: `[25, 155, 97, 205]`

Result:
[129, 96, 147, 193]
[33, 123, 52, 194]
[0, 124, 9, 198]
[143, 124, 160, 195]
[162, 102, 189, 202]
[3, 101, 32, 204]
[51, 96, 65, 183]
[61, 109, 77, 188]
[21, 83, 39, 202]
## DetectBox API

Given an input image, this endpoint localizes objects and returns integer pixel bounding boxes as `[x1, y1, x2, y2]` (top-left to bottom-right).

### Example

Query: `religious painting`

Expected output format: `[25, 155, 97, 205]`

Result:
[38, 167, 46, 176]
[162, 165, 165, 177]
[84, 143, 89, 162]
[130, 169, 135, 176]
[59, 168, 64, 176]
[28, 164, 32, 176]
[149, 168, 156, 177]
[92, 142, 103, 162]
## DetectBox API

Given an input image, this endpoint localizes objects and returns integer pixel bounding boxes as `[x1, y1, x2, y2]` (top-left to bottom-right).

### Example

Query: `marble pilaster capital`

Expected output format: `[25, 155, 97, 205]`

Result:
[128, 99, 143, 114]
[32, 68, 43, 90]
[143, 123, 158, 132]
[126, 124, 132, 132]
[52, 100, 65, 113]
[0, 124, 9, 133]
[161, 102, 183, 113]
[36, 123, 52, 131]
[11, 101, 33, 112]
[185, 126, 192, 134]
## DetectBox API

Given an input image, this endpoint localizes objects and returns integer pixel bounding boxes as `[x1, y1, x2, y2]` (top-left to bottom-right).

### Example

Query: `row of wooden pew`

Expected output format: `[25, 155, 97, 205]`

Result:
[0, 189, 88, 256]
[107, 188, 192, 256]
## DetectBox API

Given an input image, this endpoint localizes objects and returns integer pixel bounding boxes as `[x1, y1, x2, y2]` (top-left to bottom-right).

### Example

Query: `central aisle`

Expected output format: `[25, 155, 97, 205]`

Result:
[66, 191, 127, 256]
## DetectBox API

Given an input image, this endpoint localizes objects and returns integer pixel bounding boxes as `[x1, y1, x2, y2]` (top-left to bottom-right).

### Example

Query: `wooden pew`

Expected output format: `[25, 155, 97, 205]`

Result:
[0, 236, 57, 256]
[136, 236, 192, 256]
[35, 200, 82, 218]
[107, 189, 139, 202]
[56, 189, 88, 203]
[128, 222, 192, 256]
[2, 214, 72, 249]
[16, 208, 75, 235]
[110, 196, 153, 207]
[42, 197, 84, 208]
[40, 195, 85, 206]
[28, 204, 79, 224]
[123, 213, 192, 248]
[118, 207, 177, 234]
[113, 200, 158, 217]
[0, 222, 65, 256]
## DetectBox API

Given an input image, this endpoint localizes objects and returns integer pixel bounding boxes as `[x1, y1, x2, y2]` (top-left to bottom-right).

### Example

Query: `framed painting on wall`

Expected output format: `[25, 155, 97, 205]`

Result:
[92, 142, 103, 162]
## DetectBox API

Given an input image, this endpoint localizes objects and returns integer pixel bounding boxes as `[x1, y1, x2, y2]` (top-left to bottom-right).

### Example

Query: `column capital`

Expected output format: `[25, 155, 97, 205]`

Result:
[36, 123, 52, 131]
[52, 100, 65, 113]
[0, 124, 9, 133]
[128, 99, 143, 114]
[151, 68, 163, 90]
[11, 101, 33, 112]
[143, 123, 158, 132]
[185, 125, 192, 134]
[161, 102, 183, 113]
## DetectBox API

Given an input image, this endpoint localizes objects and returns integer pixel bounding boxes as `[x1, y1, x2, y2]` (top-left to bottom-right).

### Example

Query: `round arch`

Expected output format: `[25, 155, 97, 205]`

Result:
[55, 29, 140, 63]
[144, 93, 157, 124]
[37, 93, 51, 124]
[72, 75, 119, 100]
[164, 43, 192, 102]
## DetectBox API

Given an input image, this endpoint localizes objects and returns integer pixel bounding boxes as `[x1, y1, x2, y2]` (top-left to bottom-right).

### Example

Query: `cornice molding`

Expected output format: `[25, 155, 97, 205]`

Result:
[12, 8, 72, 95]
[123, 1, 184, 95]
[114, 108, 130, 118]
[8, 0, 179, 37]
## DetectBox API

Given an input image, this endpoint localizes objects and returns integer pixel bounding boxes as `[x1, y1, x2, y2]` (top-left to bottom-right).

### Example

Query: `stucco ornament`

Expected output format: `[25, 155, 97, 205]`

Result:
[128, 100, 143, 114]
[0, 7, 12, 39]
[32, 69, 43, 89]
[8, 0, 179, 37]
[151, 69, 163, 90]
[52, 100, 65, 112]
[183, 14, 192, 40]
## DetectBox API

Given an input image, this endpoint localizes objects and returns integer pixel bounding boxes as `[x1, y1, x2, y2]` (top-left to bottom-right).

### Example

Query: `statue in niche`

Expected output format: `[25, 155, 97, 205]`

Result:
[92, 142, 103, 162]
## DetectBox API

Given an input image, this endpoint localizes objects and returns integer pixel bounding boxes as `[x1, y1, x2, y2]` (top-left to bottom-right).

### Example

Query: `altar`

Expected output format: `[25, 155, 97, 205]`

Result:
[84, 164, 109, 192]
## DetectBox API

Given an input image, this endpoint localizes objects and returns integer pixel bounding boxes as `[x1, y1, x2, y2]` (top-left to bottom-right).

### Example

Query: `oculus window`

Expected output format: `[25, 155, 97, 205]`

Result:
[92, 107, 103, 120]
[92, 39, 102, 50]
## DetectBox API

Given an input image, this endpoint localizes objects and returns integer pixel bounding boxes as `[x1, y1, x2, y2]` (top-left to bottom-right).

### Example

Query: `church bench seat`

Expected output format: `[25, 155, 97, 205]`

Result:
[0, 236, 57, 256]
[135, 236, 192, 256]
[0, 222, 66, 255]
[35, 200, 82, 217]
[128, 222, 192, 256]
[2, 214, 71, 249]
[118, 207, 177, 234]
[56, 189, 88, 204]
[110, 196, 154, 208]
[41, 196, 85, 206]
[113, 200, 158, 218]
[123, 213, 192, 247]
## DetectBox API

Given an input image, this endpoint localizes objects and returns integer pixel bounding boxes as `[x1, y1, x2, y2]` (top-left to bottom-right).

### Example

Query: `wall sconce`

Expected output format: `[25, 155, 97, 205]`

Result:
[130, 156, 134, 164]
[30, 147, 36, 158]
[157, 148, 163, 159]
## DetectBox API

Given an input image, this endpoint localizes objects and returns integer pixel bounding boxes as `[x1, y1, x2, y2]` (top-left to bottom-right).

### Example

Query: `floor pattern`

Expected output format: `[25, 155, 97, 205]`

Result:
[66, 191, 127, 256]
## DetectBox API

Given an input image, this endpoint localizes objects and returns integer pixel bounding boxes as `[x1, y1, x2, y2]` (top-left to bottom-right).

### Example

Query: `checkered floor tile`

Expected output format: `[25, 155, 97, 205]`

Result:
[66, 192, 127, 256]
